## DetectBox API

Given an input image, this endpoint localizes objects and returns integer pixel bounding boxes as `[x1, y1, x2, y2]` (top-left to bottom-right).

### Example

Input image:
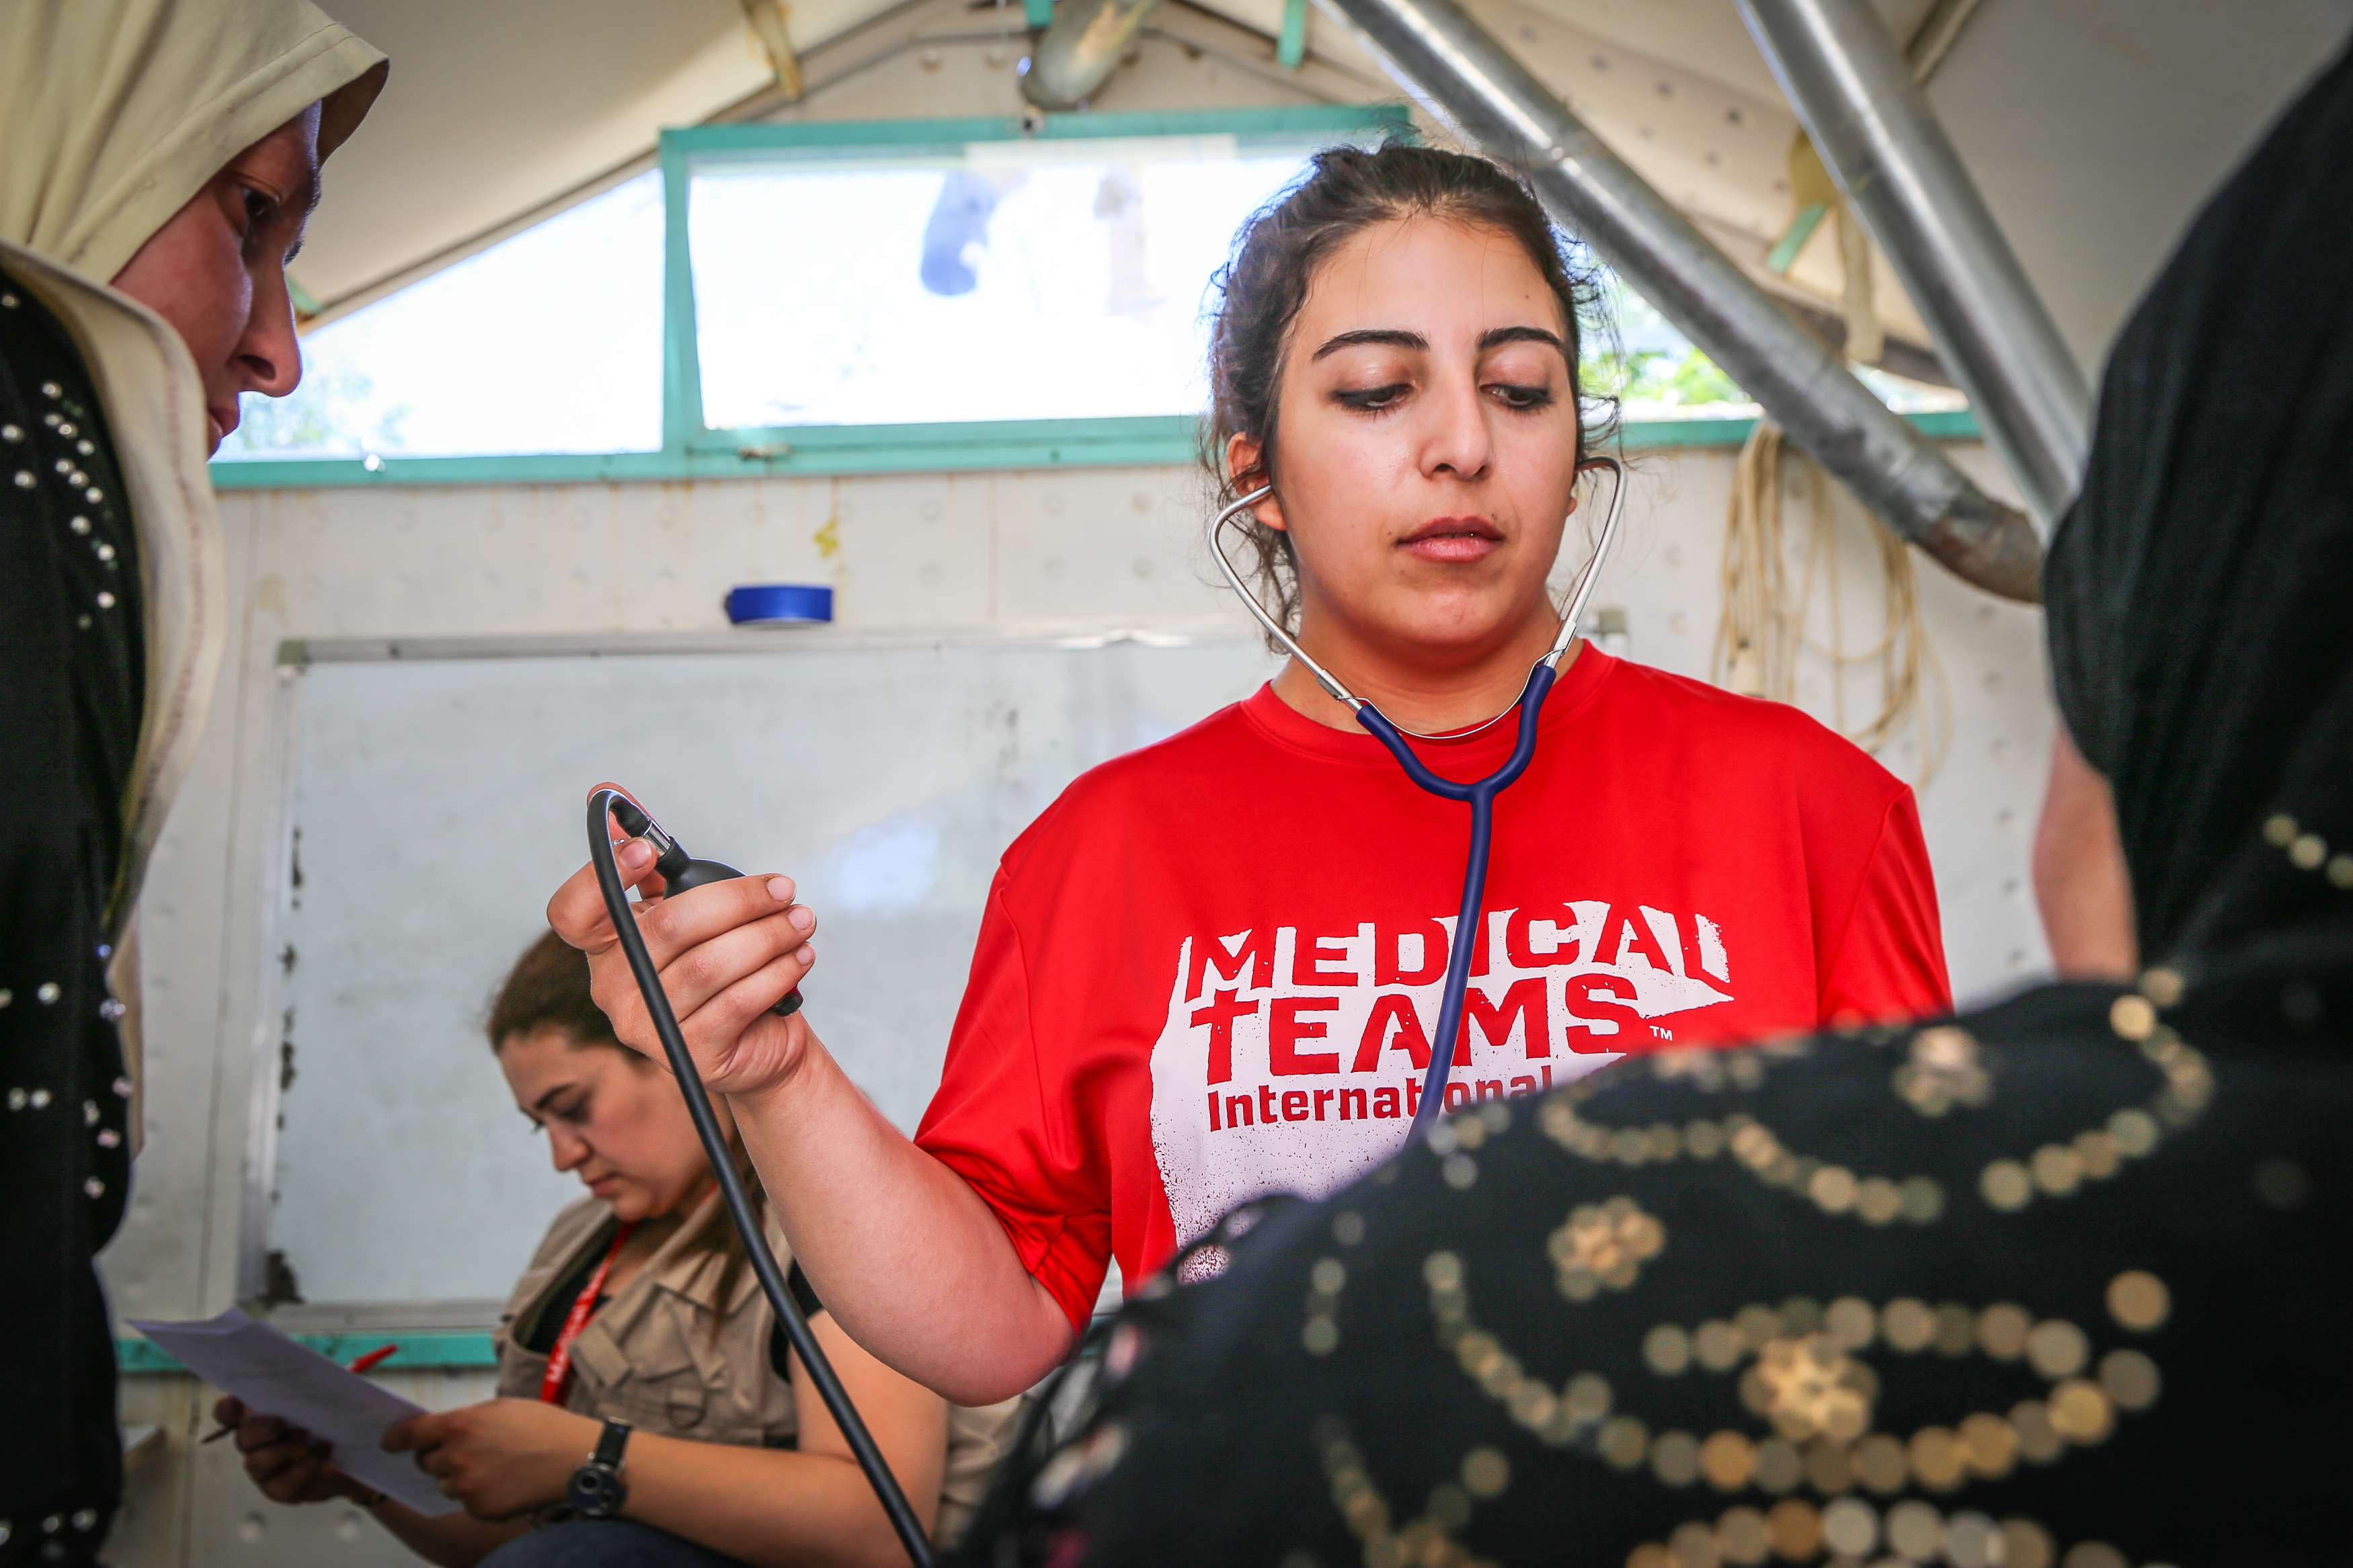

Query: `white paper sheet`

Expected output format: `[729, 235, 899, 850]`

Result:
[129, 1309, 458, 1514]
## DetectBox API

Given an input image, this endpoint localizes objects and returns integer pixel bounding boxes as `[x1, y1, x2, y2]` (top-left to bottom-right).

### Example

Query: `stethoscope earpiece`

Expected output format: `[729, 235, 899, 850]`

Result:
[1205, 456, 1628, 737]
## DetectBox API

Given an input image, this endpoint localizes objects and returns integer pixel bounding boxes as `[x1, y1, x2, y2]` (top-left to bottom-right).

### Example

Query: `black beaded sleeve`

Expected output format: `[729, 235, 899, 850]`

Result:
[0, 270, 145, 1565]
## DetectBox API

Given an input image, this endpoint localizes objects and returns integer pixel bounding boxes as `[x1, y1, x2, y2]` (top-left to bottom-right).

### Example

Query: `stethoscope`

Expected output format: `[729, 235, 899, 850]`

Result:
[1205, 456, 1628, 1136]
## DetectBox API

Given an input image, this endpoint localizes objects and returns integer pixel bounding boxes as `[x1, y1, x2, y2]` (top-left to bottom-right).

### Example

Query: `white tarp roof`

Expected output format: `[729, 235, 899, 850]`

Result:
[297, 0, 2353, 371]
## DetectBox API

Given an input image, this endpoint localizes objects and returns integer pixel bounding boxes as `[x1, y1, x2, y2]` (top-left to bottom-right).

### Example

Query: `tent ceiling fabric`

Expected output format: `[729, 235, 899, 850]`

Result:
[293, 0, 1889, 315]
[1508, 0, 1937, 104]
[297, 0, 828, 306]
[1905, 0, 2353, 370]
[293, 0, 2352, 381]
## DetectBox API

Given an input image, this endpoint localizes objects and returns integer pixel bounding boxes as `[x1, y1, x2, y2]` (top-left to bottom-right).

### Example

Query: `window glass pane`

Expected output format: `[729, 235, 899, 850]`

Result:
[688, 136, 1344, 429]
[1593, 277, 1965, 419]
[688, 132, 1957, 434]
[218, 171, 664, 460]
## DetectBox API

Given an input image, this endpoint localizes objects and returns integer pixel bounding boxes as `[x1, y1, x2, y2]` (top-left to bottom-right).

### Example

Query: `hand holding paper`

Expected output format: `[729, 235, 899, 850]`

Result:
[130, 1309, 458, 1515]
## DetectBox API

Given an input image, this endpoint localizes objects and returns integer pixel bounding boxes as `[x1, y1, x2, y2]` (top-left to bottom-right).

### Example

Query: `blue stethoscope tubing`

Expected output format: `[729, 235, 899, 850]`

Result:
[1206, 457, 1628, 1137]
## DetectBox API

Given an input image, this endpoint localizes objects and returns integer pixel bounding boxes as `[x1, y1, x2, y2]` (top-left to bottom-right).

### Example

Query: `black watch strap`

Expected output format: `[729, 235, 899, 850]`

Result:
[592, 1416, 632, 1469]
[567, 1417, 633, 1518]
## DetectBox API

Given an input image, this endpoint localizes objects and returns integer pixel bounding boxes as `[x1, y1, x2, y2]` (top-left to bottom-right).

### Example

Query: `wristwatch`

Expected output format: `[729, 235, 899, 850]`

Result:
[567, 1417, 632, 1518]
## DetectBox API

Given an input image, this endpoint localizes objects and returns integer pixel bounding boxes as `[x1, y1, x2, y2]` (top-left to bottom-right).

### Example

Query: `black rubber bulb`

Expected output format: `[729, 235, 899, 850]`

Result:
[607, 798, 803, 1017]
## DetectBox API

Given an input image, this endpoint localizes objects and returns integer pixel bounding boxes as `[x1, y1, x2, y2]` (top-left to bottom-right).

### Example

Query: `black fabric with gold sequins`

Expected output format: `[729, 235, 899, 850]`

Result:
[0, 265, 143, 1563]
[967, 966, 2352, 1567]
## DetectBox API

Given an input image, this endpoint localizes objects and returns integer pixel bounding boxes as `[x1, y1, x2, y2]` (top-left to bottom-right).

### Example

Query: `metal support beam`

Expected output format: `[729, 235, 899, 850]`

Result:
[1737, 0, 2088, 528]
[1314, 0, 2042, 600]
[1021, 0, 1159, 109]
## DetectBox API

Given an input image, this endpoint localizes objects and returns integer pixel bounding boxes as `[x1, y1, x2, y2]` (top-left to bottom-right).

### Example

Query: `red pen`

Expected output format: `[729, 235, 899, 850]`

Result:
[200, 1344, 401, 1442]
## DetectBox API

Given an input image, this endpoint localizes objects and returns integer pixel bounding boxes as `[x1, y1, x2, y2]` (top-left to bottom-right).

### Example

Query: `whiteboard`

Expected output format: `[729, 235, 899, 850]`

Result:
[268, 636, 1275, 1307]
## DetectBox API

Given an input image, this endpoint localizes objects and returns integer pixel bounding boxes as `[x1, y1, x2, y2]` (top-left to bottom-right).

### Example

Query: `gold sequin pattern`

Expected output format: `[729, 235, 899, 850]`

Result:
[2105, 1270, 2170, 1332]
[1752, 1335, 1874, 1442]
[1976, 1020, 2210, 1214]
[1306, 1229, 1356, 1357]
[1271, 890, 2249, 1568]
[1418, 1245, 2173, 1516]
[1549, 1197, 1665, 1300]
[1530, 1000, 2214, 1230]
[1316, 1420, 1499, 1568]
[1892, 1026, 1993, 1115]
[2265, 813, 2353, 896]
[1620, 1505, 2160, 1568]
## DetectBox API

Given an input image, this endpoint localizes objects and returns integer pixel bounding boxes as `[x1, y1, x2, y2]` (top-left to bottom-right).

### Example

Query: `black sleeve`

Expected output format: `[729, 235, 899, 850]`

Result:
[765, 1262, 830, 1378]
[0, 272, 141, 1557]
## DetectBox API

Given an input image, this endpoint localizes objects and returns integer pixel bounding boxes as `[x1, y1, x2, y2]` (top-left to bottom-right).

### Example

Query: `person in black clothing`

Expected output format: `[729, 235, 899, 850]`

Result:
[0, 263, 149, 1568]
[0, 3, 387, 1560]
[959, 38, 2353, 1568]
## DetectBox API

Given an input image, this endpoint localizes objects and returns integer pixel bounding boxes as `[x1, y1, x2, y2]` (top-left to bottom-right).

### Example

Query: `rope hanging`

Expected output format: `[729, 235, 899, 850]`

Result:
[1714, 420, 1949, 784]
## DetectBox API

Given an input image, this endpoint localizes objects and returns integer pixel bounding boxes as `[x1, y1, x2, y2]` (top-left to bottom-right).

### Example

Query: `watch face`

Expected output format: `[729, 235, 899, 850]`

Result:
[568, 1463, 627, 1518]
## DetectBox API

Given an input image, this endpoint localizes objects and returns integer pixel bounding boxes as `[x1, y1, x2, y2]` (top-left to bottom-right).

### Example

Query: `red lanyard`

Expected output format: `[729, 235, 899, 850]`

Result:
[539, 1222, 635, 1405]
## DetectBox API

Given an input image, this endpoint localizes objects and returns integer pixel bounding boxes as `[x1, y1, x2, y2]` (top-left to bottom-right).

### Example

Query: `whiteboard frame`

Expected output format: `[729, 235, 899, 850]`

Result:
[237, 625, 1263, 1323]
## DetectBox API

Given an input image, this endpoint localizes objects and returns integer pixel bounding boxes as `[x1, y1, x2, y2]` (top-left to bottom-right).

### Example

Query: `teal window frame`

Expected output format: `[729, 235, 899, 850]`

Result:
[208, 103, 1976, 491]
[118, 1331, 500, 1374]
[210, 106, 1401, 490]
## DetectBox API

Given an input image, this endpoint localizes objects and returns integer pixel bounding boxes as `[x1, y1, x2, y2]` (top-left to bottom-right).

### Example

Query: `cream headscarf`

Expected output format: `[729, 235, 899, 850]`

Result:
[0, 0, 387, 1143]
[1, 0, 387, 281]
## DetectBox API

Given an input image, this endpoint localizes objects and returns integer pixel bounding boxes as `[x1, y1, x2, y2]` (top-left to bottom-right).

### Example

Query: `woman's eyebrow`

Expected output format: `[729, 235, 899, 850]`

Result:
[284, 167, 321, 263]
[1480, 325, 1570, 360]
[530, 1082, 580, 1114]
[1312, 327, 1427, 361]
[1310, 325, 1570, 362]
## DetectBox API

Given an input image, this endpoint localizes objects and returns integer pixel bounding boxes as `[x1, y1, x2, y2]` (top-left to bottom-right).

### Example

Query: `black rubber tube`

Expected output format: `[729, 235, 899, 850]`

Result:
[585, 790, 934, 1567]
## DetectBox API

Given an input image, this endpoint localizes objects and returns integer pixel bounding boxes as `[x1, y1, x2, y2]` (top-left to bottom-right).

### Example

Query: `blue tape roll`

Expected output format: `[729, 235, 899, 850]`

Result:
[725, 583, 835, 625]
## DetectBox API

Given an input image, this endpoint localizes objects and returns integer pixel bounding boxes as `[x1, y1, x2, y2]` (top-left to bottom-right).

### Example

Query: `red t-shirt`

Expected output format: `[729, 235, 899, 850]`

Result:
[914, 648, 1949, 1329]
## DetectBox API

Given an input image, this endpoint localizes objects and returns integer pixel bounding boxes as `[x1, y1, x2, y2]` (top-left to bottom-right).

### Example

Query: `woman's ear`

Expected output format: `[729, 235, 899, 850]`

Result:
[1225, 431, 1287, 533]
[1564, 455, 1618, 519]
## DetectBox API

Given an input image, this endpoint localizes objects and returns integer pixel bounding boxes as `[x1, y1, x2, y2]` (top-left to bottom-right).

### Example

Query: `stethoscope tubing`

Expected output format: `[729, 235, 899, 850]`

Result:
[1205, 459, 1627, 1135]
[1356, 659, 1558, 1128]
[584, 790, 934, 1568]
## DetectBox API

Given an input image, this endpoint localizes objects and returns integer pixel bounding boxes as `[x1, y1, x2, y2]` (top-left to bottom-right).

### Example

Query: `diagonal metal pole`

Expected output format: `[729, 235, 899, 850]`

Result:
[1316, 0, 2043, 601]
[1737, 0, 2089, 528]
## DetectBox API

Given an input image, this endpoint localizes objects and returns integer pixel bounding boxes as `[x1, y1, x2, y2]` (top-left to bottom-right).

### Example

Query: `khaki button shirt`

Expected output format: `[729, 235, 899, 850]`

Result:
[494, 1192, 1023, 1543]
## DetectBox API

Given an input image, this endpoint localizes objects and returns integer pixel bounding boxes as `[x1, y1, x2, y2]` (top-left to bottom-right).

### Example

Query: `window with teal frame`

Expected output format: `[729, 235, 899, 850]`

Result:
[208, 104, 1972, 490]
[213, 106, 1412, 489]
[667, 108, 1412, 468]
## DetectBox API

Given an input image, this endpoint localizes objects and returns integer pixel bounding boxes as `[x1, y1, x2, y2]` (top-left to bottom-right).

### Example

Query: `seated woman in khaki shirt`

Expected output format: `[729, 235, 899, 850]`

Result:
[215, 932, 1019, 1567]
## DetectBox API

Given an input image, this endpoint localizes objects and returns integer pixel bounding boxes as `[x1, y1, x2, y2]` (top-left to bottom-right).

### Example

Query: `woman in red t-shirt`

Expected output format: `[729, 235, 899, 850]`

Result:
[547, 145, 1950, 1404]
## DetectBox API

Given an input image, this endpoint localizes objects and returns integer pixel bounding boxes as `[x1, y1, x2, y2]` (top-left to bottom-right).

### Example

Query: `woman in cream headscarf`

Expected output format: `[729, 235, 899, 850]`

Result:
[0, 4, 385, 1560]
